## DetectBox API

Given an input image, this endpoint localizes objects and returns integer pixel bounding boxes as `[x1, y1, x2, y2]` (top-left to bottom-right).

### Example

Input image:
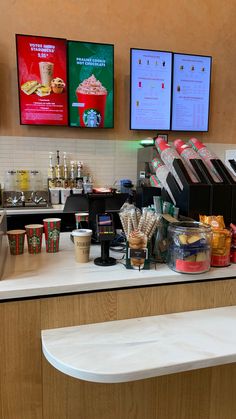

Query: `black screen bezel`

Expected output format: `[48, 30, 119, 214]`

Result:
[67, 39, 114, 129]
[15, 33, 68, 127]
[170, 52, 212, 132]
[129, 47, 173, 131]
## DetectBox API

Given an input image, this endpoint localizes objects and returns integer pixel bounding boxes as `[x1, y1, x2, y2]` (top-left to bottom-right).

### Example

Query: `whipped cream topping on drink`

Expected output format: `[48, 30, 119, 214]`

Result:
[76, 74, 107, 95]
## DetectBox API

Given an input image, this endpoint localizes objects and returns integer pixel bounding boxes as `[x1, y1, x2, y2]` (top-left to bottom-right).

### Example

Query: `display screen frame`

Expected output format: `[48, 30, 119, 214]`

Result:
[67, 39, 114, 129]
[130, 47, 173, 131]
[171, 52, 212, 132]
[16, 33, 68, 127]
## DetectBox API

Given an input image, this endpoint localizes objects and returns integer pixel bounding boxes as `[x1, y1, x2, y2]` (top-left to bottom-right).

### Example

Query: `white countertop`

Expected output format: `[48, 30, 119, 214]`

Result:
[0, 233, 236, 300]
[2, 204, 64, 215]
[42, 305, 236, 383]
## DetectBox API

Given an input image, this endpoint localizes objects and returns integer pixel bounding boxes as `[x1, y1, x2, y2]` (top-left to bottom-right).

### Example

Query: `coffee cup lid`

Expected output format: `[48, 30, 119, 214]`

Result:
[25, 224, 44, 229]
[43, 218, 61, 222]
[71, 229, 92, 237]
[75, 212, 89, 216]
[7, 229, 26, 234]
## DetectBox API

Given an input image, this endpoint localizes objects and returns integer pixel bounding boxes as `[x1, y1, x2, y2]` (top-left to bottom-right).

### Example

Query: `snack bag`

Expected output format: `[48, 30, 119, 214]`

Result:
[199, 215, 231, 267]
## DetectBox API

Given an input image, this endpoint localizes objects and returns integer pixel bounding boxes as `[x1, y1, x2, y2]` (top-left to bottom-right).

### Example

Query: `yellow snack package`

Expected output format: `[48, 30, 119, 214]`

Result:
[199, 215, 225, 229]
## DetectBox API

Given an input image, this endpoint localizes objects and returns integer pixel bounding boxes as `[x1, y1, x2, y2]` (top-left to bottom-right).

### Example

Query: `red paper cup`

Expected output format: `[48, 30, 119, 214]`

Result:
[43, 218, 61, 253]
[76, 92, 107, 127]
[25, 224, 44, 254]
[7, 229, 26, 255]
[75, 212, 89, 229]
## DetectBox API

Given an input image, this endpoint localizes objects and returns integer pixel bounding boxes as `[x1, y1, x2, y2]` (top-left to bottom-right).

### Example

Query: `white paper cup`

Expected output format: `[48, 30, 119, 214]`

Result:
[71, 229, 92, 263]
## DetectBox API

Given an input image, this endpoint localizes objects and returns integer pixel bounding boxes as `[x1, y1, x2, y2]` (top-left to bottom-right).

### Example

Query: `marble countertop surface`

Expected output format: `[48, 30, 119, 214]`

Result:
[42, 305, 236, 383]
[1, 233, 236, 300]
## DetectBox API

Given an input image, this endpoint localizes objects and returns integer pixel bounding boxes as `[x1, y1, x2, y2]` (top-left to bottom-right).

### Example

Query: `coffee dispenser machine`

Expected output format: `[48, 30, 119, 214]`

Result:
[137, 146, 158, 187]
[136, 146, 162, 209]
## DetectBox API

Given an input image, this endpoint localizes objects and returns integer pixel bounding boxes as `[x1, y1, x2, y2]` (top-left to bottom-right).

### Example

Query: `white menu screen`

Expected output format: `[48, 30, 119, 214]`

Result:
[171, 53, 212, 131]
[130, 49, 172, 130]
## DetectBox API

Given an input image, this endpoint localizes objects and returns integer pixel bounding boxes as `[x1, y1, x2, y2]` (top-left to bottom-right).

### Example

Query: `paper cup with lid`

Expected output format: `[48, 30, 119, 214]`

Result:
[71, 229, 92, 263]
[75, 212, 89, 229]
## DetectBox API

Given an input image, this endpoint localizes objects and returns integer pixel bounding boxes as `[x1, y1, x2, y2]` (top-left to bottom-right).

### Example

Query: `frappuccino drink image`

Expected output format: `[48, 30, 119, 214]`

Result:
[76, 74, 107, 127]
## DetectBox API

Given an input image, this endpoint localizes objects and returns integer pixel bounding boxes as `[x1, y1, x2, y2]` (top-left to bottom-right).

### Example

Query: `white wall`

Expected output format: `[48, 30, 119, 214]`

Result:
[0, 136, 235, 191]
[0, 136, 140, 189]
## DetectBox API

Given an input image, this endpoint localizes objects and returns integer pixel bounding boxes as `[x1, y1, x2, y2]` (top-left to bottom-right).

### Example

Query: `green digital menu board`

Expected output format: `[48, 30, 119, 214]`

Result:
[68, 41, 114, 128]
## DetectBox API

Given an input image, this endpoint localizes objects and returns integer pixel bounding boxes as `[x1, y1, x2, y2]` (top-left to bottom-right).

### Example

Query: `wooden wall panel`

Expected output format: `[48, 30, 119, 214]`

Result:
[1, 279, 236, 418]
[0, 299, 42, 419]
[1, 0, 236, 143]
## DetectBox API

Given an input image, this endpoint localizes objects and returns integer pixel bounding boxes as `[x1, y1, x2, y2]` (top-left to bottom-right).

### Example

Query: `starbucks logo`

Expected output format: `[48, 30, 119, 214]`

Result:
[9, 239, 16, 249]
[29, 235, 40, 248]
[49, 229, 59, 241]
[83, 109, 101, 127]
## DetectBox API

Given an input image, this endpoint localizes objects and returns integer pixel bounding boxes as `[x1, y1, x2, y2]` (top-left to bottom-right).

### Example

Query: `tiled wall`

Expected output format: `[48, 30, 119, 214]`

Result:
[0, 136, 140, 189]
[0, 136, 235, 190]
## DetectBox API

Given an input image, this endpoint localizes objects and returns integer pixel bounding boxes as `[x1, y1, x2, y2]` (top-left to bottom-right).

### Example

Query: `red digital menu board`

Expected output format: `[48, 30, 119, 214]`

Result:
[16, 34, 68, 126]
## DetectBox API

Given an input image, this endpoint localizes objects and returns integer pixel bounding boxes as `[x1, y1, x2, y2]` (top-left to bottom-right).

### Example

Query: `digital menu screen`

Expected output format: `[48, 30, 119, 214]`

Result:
[130, 48, 172, 130]
[16, 34, 68, 126]
[171, 53, 212, 131]
[68, 41, 114, 128]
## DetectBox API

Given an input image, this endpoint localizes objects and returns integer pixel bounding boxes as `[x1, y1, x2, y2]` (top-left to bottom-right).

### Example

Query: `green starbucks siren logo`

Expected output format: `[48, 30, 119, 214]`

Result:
[29, 235, 41, 248]
[83, 109, 101, 127]
[49, 229, 60, 241]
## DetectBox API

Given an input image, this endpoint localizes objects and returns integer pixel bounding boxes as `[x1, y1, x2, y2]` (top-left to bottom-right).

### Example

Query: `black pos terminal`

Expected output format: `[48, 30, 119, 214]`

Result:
[94, 213, 116, 267]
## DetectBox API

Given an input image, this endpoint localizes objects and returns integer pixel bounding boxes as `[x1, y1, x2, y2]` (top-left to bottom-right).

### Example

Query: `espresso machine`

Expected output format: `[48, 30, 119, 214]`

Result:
[136, 146, 162, 208]
[137, 146, 158, 187]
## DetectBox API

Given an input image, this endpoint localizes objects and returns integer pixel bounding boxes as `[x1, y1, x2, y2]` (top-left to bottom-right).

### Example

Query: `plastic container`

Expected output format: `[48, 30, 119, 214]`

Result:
[167, 221, 212, 274]
[4, 170, 17, 191]
[49, 188, 60, 205]
[16, 170, 30, 191]
[29, 170, 43, 191]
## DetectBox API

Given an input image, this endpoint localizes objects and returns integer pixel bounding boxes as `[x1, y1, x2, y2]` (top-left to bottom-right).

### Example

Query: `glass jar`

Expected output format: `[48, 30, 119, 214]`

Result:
[167, 221, 212, 274]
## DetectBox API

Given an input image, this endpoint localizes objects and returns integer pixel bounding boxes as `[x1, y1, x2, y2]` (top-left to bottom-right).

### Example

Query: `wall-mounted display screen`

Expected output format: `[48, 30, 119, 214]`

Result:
[16, 34, 68, 126]
[130, 48, 172, 130]
[171, 53, 212, 131]
[68, 41, 114, 128]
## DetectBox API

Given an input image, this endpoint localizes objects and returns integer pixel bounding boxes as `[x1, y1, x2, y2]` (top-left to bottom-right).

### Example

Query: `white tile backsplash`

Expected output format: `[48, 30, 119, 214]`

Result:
[0, 137, 235, 190]
[0, 136, 140, 189]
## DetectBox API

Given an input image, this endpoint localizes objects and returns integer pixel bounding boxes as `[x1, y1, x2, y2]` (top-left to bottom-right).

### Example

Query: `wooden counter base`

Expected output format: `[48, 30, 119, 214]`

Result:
[1, 279, 236, 418]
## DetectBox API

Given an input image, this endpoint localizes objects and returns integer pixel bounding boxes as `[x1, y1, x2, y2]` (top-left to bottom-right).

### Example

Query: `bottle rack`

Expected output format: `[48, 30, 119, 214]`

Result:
[164, 158, 236, 225]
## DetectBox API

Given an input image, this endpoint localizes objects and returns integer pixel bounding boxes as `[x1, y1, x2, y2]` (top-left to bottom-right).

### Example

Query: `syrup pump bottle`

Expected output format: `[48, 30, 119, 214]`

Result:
[48, 152, 55, 189]
[55, 150, 62, 187]
[76, 161, 84, 190]
[62, 152, 70, 188]
[70, 161, 76, 189]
